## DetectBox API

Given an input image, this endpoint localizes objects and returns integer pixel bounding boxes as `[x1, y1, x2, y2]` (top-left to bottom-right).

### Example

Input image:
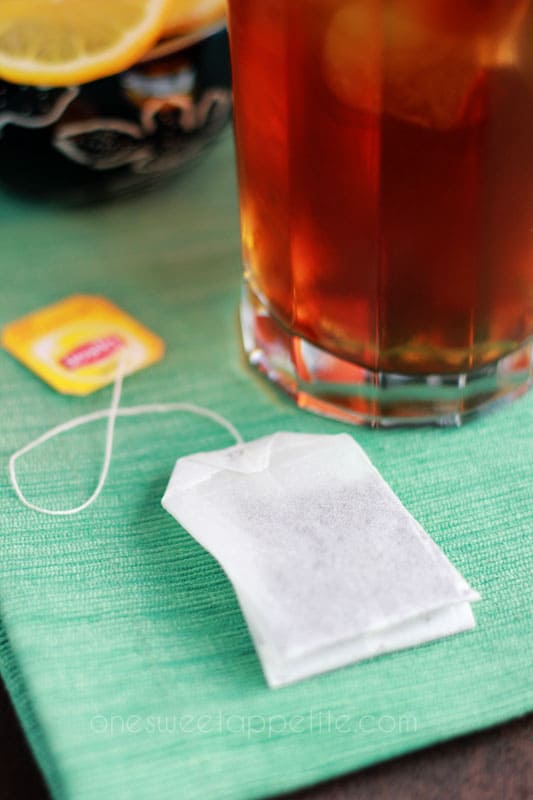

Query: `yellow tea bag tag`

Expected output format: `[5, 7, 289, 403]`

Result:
[2, 295, 164, 395]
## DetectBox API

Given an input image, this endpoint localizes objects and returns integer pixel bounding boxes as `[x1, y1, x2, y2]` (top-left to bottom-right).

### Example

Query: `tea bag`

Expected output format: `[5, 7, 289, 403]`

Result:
[162, 432, 479, 688]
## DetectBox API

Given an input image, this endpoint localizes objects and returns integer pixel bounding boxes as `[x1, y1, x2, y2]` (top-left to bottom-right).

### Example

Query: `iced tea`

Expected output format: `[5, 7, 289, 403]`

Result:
[228, 0, 533, 424]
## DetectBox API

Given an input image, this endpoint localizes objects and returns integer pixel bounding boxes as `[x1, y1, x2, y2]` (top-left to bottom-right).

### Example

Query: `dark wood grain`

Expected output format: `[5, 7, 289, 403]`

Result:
[1, 672, 531, 800]
[0, 675, 48, 800]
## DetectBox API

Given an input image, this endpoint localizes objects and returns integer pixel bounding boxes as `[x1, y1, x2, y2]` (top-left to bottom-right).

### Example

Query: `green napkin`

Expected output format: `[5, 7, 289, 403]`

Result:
[0, 134, 532, 800]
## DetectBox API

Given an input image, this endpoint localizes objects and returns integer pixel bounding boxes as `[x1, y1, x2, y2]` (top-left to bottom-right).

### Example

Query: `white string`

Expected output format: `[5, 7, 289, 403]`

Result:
[8, 361, 243, 516]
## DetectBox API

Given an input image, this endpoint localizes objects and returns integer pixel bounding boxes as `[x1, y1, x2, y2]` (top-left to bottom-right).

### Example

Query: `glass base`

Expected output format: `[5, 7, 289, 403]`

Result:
[241, 285, 533, 428]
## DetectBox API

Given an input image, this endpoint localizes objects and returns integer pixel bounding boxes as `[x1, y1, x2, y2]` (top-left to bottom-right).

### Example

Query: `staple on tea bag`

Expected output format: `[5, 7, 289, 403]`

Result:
[163, 432, 480, 688]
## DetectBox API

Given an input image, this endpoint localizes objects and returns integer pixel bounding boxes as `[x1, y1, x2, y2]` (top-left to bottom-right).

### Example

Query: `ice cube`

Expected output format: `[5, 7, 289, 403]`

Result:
[322, 0, 521, 129]
[323, 2, 382, 117]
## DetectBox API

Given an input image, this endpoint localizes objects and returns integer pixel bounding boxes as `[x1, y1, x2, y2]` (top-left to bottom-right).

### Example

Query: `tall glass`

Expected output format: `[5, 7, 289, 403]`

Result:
[227, 0, 533, 426]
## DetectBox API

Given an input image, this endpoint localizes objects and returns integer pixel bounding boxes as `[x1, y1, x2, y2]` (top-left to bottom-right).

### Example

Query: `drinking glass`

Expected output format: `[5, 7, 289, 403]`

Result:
[227, 0, 533, 426]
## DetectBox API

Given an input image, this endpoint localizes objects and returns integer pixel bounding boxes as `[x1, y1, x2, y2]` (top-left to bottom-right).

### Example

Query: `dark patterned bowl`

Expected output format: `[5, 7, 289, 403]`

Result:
[0, 23, 231, 203]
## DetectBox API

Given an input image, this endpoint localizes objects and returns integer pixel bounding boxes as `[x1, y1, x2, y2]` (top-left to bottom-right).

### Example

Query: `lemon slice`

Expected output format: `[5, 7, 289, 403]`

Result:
[0, 0, 171, 87]
[161, 0, 226, 38]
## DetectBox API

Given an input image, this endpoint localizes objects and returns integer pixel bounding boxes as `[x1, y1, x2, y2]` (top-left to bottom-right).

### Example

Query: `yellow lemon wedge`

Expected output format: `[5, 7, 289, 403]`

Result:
[0, 0, 172, 86]
[161, 0, 226, 38]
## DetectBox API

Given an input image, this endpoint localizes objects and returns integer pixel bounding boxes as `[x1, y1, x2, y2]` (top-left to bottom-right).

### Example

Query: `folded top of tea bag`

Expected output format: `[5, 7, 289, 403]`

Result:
[162, 433, 480, 688]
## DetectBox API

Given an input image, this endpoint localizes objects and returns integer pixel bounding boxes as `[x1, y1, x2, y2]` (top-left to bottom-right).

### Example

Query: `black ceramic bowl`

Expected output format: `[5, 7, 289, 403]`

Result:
[0, 23, 231, 203]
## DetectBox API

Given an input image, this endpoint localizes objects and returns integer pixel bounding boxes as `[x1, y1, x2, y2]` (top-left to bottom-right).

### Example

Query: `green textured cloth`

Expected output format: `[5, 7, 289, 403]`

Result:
[0, 133, 532, 800]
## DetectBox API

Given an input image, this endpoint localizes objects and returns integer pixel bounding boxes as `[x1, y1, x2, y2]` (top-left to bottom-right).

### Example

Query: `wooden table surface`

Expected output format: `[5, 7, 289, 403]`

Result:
[1, 674, 531, 800]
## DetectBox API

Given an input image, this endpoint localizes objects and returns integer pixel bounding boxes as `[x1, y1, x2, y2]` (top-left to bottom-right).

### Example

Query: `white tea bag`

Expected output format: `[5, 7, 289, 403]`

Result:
[162, 433, 479, 688]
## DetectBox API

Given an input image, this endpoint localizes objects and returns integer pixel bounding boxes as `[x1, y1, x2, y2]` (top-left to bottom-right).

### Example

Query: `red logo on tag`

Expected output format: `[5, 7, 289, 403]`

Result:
[60, 335, 124, 370]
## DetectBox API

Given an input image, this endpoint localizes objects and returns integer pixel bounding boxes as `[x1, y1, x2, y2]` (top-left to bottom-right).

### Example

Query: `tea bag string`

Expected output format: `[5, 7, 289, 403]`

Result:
[8, 358, 243, 516]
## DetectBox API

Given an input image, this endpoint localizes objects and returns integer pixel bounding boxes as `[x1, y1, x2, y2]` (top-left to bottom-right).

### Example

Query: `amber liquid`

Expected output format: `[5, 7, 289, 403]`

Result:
[229, 0, 533, 374]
